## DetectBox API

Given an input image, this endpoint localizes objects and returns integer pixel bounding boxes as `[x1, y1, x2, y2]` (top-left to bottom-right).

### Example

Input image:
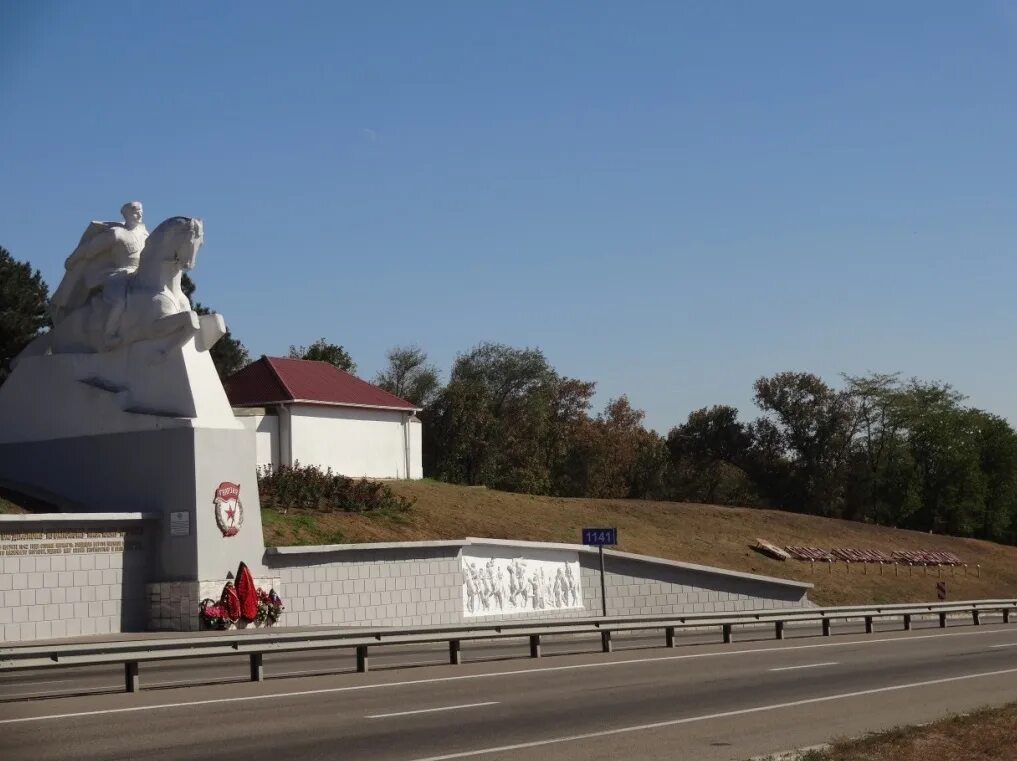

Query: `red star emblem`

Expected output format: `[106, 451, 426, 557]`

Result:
[225, 505, 236, 522]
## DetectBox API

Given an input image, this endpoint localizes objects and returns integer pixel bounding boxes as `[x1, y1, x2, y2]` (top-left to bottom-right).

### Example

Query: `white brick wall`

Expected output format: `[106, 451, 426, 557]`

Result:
[267, 541, 811, 630]
[0, 518, 154, 642]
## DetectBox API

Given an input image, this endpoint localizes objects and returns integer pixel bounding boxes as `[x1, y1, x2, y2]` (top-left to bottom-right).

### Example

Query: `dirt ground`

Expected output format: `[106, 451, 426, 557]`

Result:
[781, 703, 1017, 761]
[261, 480, 1017, 606]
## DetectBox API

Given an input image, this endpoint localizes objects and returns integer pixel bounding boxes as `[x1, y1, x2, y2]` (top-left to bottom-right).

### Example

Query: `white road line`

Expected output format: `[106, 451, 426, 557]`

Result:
[990, 643, 1017, 649]
[769, 662, 838, 672]
[367, 701, 498, 719]
[403, 666, 1017, 761]
[0, 626, 1011, 724]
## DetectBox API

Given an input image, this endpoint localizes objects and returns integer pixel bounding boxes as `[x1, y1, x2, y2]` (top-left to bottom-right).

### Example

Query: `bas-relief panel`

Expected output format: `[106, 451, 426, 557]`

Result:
[461, 550, 582, 617]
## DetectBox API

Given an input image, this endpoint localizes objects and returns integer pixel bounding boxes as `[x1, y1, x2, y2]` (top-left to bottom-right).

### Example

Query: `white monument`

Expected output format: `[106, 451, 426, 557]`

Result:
[0, 205, 271, 629]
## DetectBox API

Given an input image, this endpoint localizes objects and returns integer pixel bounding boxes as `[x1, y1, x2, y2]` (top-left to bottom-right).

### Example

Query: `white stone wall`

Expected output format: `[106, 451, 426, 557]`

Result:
[0, 516, 155, 642]
[270, 548, 460, 627]
[267, 539, 813, 630]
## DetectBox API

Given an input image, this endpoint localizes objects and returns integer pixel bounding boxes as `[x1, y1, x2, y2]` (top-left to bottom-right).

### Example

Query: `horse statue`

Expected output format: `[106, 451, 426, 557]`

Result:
[17, 217, 209, 363]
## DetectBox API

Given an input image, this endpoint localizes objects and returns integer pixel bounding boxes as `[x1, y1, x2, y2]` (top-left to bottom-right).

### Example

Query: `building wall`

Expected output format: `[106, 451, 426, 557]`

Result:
[409, 418, 423, 479]
[0, 515, 157, 642]
[288, 404, 420, 479]
[235, 412, 279, 471]
[266, 538, 811, 629]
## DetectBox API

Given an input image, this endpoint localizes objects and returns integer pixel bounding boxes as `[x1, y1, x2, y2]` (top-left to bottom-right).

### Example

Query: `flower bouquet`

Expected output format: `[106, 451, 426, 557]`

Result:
[198, 598, 230, 630]
[255, 588, 285, 626]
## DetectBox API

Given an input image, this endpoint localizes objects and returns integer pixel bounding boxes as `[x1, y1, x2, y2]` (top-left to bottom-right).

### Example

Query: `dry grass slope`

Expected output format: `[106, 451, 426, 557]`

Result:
[262, 480, 1017, 606]
[776, 702, 1017, 761]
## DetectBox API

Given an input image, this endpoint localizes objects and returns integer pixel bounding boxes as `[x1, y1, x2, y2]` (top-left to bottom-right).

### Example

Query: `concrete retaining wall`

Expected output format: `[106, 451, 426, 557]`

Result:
[266, 544, 462, 627]
[266, 538, 812, 628]
[1, 522, 812, 641]
[0, 514, 157, 642]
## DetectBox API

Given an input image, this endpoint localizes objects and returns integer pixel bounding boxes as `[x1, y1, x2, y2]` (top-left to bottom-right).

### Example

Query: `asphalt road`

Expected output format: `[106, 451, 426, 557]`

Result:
[2, 615, 1017, 760]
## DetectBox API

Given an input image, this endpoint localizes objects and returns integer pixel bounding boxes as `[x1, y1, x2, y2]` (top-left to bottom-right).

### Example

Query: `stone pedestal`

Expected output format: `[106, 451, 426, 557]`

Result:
[0, 338, 270, 632]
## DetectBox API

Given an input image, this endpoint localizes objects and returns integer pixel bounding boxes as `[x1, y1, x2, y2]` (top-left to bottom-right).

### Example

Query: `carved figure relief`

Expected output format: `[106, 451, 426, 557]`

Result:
[462, 551, 582, 616]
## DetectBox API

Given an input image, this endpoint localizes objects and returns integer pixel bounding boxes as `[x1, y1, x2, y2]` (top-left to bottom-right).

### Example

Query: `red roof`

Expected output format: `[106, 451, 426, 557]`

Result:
[224, 356, 420, 411]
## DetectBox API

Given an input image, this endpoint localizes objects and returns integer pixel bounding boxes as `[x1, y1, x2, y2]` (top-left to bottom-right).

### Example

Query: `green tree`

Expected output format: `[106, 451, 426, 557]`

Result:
[971, 411, 1017, 542]
[289, 338, 356, 373]
[180, 273, 250, 379]
[374, 345, 440, 406]
[752, 371, 858, 515]
[425, 343, 565, 493]
[666, 405, 756, 505]
[890, 380, 983, 535]
[545, 375, 597, 493]
[0, 246, 50, 385]
[841, 372, 905, 523]
[561, 396, 666, 499]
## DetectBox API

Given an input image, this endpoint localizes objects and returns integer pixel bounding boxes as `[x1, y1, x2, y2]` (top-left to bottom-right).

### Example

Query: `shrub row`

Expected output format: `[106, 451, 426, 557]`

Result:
[257, 463, 414, 514]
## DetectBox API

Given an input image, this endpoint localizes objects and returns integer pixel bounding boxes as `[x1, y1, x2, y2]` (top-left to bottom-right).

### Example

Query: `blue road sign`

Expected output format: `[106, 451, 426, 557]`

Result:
[582, 528, 617, 546]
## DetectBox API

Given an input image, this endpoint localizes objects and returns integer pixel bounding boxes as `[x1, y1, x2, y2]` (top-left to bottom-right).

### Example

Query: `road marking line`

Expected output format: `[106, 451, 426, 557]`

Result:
[402, 666, 1017, 761]
[0, 626, 1010, 724]
[769, 662, 838, 672]
[367, 701, 498, 719]
[990, 643, 1017, 649]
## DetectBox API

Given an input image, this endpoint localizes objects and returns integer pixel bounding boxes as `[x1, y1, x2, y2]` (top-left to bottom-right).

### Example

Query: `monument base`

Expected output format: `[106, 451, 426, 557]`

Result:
[0, 426, 267, 581]
[147, 576, 281, 631]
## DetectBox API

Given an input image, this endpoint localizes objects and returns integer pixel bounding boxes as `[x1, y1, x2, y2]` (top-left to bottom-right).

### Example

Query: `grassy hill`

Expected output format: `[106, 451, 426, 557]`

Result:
[262, 480, 1017, 606]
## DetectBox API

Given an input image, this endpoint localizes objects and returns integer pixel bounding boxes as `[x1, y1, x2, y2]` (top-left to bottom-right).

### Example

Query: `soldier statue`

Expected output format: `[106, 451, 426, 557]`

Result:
[49, 201, 149, 347]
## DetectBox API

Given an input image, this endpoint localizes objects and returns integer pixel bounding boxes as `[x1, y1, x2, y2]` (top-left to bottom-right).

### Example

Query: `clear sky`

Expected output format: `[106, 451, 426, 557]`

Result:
[2, 1, 1015, 432]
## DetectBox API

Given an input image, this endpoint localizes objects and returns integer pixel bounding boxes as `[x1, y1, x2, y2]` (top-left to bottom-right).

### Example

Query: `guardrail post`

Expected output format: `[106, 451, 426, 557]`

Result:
[973, 610, 981, 626]
[722, 623, 732, 644]
[939, 612, 947, 628]
[601, 631, 612, 653]
[449, 639, 462, 665]
[249, 653, 264, 682]
[822, 619, 831, 637]
[1005, 609, 1011, 624]
[903, 614, 911, 632]
[529, 635, 541, 658]
[865, 616, 873, 634]
[774, 621, 784, 640]
[665, 626, 675, 648]
[125, 661, 139, 693]
[356, 645, 369, 673]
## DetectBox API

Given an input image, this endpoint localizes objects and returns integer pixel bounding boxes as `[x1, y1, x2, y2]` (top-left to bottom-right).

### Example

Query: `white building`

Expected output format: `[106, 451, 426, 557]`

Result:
[226, 356, 423, 480]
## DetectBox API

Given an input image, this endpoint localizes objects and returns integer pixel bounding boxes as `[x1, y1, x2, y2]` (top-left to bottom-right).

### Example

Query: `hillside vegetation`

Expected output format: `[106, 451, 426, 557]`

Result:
[262, 480, 1017, 606]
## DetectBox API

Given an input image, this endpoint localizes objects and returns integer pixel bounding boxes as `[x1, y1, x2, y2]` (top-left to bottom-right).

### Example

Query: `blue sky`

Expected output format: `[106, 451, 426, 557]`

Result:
[2, 1, 1016, 431]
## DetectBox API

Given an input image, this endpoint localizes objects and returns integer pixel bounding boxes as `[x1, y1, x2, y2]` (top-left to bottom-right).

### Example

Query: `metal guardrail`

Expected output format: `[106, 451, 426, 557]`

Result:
[1, 598, 1014, 693]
